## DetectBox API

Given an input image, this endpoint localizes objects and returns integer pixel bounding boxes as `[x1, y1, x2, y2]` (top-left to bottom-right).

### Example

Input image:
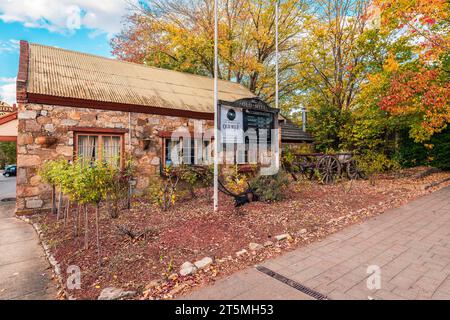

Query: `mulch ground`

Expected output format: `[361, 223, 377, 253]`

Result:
[32, 167, 450, 300]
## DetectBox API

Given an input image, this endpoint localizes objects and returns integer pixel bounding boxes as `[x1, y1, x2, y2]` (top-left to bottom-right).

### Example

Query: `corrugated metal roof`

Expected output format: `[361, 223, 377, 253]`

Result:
[27, 43, 254, 114]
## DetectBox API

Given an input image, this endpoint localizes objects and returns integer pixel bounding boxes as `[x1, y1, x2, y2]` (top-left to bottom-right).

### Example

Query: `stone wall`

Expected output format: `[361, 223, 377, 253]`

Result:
[16, 102, 213, 215]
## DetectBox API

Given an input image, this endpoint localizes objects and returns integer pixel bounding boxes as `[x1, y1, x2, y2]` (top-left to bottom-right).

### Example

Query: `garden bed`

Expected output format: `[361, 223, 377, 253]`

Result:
[32, 167, 450, 300]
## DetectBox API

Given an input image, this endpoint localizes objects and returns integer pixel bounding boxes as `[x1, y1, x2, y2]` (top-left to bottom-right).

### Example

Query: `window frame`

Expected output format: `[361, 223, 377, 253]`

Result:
[162, 135, 213, 168]
[74, 130, 125, 168]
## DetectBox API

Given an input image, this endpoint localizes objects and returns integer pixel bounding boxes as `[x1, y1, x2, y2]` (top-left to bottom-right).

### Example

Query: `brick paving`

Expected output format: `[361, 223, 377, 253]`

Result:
[184, 186, 450, 300]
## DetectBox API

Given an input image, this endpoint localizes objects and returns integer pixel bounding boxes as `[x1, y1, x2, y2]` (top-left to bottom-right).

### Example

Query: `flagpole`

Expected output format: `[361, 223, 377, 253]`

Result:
[275, 0, 280, 169]
[213, 0, 219, 212]
[275, 0, 279, 110]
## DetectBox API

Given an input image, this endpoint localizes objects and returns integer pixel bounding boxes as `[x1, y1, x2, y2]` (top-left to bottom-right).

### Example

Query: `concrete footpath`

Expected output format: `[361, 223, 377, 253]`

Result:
[184, 186, 450, 300]
[0, 201, 57, 300]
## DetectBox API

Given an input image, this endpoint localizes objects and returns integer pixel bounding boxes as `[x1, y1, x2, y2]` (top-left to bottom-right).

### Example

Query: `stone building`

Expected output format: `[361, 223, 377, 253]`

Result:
[15, 41, 311, 215]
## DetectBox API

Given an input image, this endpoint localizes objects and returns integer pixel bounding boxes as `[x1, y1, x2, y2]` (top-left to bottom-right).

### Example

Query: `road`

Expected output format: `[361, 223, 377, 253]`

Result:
[0, 173, 16, 200]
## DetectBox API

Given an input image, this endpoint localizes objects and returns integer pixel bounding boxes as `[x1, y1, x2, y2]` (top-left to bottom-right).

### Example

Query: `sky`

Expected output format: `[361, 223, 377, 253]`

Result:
[0, 0, 139, 105]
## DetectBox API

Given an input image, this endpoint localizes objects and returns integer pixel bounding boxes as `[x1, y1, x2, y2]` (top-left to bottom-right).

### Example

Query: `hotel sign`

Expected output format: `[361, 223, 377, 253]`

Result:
[220, 105, 244, 144]
[0, 102, 14, 115]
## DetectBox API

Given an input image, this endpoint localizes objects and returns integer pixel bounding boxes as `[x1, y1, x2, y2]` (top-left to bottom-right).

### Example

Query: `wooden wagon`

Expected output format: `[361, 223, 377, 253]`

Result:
[284, 152, 365, 184]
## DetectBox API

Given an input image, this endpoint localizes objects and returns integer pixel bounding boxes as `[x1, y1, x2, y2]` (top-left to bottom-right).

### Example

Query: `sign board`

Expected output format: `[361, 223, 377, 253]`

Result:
[0, 102, 14, 116]
[220, 105, 244, 144]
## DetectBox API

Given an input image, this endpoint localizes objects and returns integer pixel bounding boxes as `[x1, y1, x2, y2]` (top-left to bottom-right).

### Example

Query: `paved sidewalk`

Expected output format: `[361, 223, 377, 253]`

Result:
[185, 186, 450, 300]
[0, 202, 57, 300]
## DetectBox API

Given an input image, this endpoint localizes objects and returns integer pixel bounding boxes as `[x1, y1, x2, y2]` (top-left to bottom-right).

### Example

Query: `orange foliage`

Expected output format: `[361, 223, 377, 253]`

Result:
[379, 68, 450, 140]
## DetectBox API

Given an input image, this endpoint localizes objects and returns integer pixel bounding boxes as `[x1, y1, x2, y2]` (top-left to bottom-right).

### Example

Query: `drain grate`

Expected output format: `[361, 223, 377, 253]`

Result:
[256, 265, 330, 300]
[1, 197, 16, 202]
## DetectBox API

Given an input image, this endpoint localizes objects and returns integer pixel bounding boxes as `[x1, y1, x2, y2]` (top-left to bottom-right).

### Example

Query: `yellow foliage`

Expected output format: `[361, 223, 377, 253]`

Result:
[383, 55, 399, 73]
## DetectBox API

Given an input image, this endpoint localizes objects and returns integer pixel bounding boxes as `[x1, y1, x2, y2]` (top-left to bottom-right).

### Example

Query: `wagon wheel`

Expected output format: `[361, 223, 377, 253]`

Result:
[294, 156, 309, 180]
[346, 159, 366, 180]
[317, 155, 341, 184]
[346, 159, 360, 180]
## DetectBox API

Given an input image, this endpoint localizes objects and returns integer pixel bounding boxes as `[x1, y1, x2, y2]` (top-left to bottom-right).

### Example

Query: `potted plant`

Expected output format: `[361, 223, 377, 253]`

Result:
[36, 135, 57, 147]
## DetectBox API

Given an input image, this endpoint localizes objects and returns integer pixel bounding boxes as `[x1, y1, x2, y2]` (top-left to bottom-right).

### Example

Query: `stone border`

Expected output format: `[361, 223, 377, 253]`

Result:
[17, 215, 75, 300]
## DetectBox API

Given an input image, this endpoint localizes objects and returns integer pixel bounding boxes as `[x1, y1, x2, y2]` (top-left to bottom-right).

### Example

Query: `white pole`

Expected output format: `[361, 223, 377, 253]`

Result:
[275, 0, 279, 110]
[213, 0, 219, 212]
[274, 0, 280, 170]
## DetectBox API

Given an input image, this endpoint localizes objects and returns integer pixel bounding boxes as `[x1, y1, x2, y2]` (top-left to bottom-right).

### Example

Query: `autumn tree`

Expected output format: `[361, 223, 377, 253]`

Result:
[292, 0, 381, 150]
[294, 0, 373, 112]
[375, 0, 449, 62]
[112, 0, 308, 104]
[297, 0, 449, 150]
[375, 0, 450, 142]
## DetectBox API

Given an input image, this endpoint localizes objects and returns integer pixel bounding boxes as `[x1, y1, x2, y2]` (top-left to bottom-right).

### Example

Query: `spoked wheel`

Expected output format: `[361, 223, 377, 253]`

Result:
[317, 155, 341, 184]
[346, 159, 365, 180]
[294, 156, 314, 180]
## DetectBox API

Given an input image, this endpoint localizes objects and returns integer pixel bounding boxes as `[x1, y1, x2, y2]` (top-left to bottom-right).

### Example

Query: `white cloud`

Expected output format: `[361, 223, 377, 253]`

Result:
[0, 77, 16, 82]
[0, 39, 19, 53]
[0, 0, 138, 37]
[0, 77, 16, 105]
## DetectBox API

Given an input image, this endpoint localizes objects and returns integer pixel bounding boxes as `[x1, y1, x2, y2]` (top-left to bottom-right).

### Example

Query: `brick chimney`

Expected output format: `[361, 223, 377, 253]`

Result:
[16, 40, 29, 104]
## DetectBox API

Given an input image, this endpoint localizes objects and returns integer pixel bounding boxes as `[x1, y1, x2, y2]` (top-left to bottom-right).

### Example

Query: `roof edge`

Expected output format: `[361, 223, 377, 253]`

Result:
[27, 93, 214, 121]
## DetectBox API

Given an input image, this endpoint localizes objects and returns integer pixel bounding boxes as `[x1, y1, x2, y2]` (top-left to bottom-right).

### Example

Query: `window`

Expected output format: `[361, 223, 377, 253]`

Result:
[76, 133, 123, 167]
[164, 137, 212, 167]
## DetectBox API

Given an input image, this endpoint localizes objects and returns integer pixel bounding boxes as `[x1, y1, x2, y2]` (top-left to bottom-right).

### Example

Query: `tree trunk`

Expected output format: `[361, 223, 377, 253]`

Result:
[127, 183, 132, 210]
[51, 185, 57, 215]
[64, 199, 70, 228]
[56, 185, 63, 220]
[107, 194, 119, 219]
[189, 186, 196, 199]
[95, 204, 100, 262]
[74, 204, 79, 237]
[84, 205, 88, 250]
[77, 203, 82, 234]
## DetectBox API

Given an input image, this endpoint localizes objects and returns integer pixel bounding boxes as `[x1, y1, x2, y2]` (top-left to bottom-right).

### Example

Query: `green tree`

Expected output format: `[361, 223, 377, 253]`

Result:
[0, 142, 16, 168]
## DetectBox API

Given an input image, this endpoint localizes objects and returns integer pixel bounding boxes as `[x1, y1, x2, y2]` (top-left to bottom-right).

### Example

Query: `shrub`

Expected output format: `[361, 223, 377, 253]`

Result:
[394, 127, 450, 171]
[224, 165, 250, 194]
[104, 160, 134, 218]
[430, 127, 450, 170]
[249, 170, 289, 202]
[148, 166, 180, 211]
[281, 146, 298, 174]
[0, 142, 16, 168]
[178, 164, 213, 198]
[354, 151, 401, 179]
[39, 158, 132, 254]
[39, 158, 70, 186]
